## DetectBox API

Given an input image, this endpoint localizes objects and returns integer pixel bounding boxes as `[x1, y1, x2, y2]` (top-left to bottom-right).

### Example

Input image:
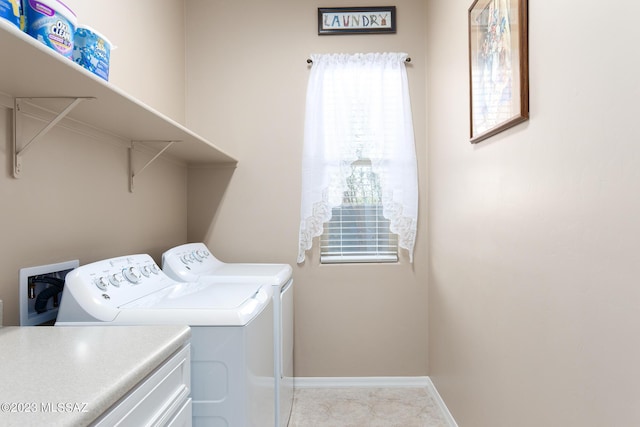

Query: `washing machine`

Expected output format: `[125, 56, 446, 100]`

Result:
[162, 243, 294, 427]
[55, 254, 274, 427]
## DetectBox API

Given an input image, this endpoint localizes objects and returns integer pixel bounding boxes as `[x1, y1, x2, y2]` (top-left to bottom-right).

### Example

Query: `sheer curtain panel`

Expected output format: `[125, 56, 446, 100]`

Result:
[297, 52, 418, 263]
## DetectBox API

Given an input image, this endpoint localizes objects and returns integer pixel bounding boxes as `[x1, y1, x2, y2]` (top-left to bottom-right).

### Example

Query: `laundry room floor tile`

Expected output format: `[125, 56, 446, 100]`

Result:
[288, 387, 450, 427]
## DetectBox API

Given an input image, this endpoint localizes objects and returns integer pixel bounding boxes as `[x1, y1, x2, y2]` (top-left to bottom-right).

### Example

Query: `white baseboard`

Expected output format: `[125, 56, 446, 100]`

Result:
[294, 376, 431, 388]
[424, 377, 458, 427]
[293, 376, 457, 427]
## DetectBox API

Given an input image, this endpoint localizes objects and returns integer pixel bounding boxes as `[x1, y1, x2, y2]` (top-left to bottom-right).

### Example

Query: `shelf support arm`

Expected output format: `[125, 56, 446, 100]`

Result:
[129, 140, 178, 192]
[13, 97, 94, 178]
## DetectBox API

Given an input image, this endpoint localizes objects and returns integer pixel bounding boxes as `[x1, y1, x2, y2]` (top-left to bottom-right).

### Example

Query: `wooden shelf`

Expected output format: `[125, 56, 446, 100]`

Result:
[0, 20, 237, 166]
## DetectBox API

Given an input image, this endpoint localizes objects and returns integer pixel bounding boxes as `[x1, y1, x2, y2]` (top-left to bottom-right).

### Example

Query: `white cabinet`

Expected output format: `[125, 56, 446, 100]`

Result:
[93, 344, 192, 427]
[0, 326, 192, 427]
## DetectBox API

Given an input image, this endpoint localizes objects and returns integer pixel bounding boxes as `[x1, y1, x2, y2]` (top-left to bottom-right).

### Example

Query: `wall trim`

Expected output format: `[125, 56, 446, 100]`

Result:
[294, 376, 430, 388]
[293, 376, 458, 427]
[424, 377, 458, 427]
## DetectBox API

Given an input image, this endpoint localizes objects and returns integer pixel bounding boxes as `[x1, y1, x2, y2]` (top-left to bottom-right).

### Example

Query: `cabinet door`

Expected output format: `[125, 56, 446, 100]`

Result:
[92, 344, 191, 426]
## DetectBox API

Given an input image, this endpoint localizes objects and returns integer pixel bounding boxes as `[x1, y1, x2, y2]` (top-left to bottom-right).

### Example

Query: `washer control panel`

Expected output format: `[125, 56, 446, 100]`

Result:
[93, 261, 159, 291]
[63, 254, 177, 309]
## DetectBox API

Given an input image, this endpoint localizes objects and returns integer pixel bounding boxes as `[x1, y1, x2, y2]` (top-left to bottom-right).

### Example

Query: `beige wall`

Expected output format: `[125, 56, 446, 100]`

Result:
[65, 0, 187, 123]
[427, 0, 640, 426]
[185, 0, 429, 376]
[0, 1, 188, 326]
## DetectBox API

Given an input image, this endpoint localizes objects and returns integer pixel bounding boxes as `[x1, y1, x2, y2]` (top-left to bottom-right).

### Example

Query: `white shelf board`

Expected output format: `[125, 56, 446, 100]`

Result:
[0, 20, 237, 165]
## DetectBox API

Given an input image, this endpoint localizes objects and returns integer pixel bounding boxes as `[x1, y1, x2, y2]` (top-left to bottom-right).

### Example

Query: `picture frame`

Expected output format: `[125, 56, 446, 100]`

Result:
[468, 0, 529, 143]
[318, 7, 396, 35]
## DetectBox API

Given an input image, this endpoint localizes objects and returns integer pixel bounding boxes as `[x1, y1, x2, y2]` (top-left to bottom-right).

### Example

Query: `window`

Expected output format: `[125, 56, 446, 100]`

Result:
[321, 160, 398, 263]
[298, 52, 418, 264]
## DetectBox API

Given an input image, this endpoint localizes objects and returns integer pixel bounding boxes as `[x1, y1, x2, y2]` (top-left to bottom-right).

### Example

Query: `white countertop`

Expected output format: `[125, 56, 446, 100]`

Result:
[0, 325, 191, 427]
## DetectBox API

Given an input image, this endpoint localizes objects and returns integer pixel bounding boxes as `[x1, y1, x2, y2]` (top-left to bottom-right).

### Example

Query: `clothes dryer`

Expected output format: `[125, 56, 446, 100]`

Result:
[162, 242, 294, 427]
[56, 254, 274, 427]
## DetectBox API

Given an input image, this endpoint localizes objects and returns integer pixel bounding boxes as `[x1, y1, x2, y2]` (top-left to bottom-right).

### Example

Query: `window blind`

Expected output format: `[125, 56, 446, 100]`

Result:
[320, 160, 398, 263]
[321, 204, 399, 263]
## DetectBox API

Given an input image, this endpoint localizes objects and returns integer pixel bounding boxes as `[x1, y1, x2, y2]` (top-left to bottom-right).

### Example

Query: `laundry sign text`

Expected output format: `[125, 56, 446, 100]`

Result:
[318, 7, 396, 35]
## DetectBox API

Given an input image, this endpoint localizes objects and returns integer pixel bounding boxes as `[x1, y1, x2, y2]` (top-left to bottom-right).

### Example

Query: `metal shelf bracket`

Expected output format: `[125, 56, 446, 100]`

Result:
[12, 97, 94, 178]
[129, 140, 178, 192]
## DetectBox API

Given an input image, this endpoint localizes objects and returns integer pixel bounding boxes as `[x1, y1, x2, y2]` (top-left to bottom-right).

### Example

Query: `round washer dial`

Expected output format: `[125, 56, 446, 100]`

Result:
[141, 265, 151, 277]
[123, 266, 143, 284]
[95, 277, 109, 291]
[109, 272, 125, 287]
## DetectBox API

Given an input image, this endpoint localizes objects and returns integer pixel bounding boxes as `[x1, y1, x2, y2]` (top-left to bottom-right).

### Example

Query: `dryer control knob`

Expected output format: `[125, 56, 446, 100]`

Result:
[95, 277, 109, 291]
[123, 267, 143, 284]
[150, 264, 160, 274]
[193, 251, 203, 262]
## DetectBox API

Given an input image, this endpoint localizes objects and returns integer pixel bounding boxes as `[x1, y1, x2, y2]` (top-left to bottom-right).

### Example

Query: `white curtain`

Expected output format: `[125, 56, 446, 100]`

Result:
[297, 52, 418, 263]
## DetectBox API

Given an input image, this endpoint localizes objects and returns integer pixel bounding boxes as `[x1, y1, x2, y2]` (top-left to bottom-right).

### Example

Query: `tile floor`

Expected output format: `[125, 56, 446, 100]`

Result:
[288, 387, 451, 427]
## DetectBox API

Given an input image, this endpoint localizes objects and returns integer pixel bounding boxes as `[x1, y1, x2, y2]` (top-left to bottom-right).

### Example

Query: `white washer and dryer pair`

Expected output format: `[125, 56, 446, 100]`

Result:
[161, 243, 294, 427]
[55, 252, 281, 426]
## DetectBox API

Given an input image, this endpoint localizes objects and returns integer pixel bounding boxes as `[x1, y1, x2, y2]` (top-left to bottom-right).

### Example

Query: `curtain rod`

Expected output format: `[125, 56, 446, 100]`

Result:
[306, 57, 411, 64]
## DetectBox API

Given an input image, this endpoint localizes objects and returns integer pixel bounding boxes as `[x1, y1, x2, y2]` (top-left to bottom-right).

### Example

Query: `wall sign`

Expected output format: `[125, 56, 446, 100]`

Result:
[318, 7, 396, 35]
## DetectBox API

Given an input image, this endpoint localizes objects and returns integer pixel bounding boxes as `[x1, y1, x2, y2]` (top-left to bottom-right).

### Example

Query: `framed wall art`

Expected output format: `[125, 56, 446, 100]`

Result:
[468, 0, 529, 143]
[318, 7, 396, 35]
